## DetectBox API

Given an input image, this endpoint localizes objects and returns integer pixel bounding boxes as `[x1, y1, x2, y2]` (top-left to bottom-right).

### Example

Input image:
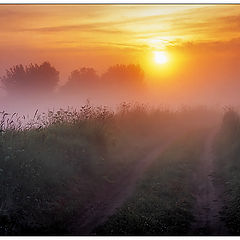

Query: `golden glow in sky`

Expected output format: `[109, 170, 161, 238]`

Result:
[0, 4, 240, 85]
[154, 51, 168, 64]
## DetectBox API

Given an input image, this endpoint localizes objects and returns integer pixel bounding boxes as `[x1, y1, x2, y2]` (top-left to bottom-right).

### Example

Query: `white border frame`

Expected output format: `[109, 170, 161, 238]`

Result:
[0, 1, 238, 239]
[1, 0, 240, 4]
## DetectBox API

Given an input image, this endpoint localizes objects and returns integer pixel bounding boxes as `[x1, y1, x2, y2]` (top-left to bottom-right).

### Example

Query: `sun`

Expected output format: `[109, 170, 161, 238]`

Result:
[154, 51, 168, 64]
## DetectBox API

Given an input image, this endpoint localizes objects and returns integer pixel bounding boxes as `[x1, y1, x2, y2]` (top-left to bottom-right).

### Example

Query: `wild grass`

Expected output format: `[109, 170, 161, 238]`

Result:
[214, 108, 240, 235]
[0, 103, 218, 235]
[95, 129, 208, 235]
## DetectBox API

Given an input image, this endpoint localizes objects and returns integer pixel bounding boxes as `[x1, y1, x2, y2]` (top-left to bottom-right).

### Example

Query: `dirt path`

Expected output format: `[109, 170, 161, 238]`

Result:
[190, 129, 228, 235]
[70, 140, 172, 235]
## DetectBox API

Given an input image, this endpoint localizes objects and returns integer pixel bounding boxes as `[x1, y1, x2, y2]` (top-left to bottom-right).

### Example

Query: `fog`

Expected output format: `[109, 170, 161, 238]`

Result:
[1, 50, 240, 118]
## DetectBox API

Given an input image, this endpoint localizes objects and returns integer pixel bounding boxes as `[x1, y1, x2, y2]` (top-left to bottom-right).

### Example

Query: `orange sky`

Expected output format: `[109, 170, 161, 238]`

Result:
[1, 4, 240, 105]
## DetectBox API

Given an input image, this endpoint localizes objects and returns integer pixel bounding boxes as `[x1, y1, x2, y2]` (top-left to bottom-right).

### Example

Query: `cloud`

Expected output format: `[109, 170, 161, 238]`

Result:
[20, 13, 168, 34]
[22, 23, 125, 35]
[2, 4, 240, 45]
[167, 37, 240, 53]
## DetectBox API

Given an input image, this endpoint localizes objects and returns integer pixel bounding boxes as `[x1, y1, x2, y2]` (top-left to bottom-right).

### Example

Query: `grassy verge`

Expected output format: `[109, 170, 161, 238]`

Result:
[0, 104, 217, 235]
[214, 109, 240, 235]
[95, 129, 207, 236]
[0, 104, 189, 235]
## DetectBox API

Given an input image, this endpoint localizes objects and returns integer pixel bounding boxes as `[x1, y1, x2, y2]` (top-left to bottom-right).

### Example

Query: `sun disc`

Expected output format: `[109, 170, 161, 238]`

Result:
[154, 51, 168, 64]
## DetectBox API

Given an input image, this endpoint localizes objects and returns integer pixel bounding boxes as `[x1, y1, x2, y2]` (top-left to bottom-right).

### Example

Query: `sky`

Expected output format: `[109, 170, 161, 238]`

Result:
[1, 4, 240, 105]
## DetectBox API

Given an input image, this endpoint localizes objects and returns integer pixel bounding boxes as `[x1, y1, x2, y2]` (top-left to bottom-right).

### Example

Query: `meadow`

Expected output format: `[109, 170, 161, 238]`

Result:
[95, 129, 208, 235]
[214, 109, 240, 235]
[0, 103, 219, 235]
[1, 3, 240, 236]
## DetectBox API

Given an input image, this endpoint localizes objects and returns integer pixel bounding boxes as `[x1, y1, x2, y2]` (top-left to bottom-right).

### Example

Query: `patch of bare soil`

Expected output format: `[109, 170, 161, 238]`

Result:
[190, 129, 228, 235]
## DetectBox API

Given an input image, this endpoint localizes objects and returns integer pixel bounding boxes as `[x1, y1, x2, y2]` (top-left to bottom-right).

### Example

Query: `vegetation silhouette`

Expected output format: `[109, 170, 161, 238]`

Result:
[214, 109, 240, 235]
[61, 67, 99, 95]
[0, 62, 145, 102]
[101, 64, 144, 90]
[1, 62, 59, 97]
[56, 63, 146, 104]
[0, 103, 216, 235]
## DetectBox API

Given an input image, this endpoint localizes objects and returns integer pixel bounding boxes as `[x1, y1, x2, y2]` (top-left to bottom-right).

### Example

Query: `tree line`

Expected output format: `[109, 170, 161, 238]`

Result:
[0, 62, 145, 98]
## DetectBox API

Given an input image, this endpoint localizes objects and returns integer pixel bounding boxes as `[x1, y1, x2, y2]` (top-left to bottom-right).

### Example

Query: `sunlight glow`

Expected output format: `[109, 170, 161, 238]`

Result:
[154, 51, 168, 64]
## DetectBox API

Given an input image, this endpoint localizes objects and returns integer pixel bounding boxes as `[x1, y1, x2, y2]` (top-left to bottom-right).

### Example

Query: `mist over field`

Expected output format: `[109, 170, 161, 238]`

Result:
[1, 4, 240, 236]
[1, 60, 240, 117]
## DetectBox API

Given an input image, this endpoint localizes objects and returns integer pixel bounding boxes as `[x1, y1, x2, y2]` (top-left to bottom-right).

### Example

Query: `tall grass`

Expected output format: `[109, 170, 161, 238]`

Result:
[0, 103, 218, 235]
[214, 108, 240, 234]
[95, 129, 207, 235]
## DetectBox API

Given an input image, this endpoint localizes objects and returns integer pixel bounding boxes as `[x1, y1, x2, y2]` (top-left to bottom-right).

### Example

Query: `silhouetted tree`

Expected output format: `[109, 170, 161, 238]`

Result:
[101, 64, 144, 90]
[61, 67, 99, 94]
[1, 62, 59, 96]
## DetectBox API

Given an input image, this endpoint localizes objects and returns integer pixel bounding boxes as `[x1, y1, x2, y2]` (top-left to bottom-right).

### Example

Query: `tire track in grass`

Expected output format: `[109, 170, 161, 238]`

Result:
[190, 129, 228, 235]
[71, 139, 173, 235]
[94, 130, 205, 235]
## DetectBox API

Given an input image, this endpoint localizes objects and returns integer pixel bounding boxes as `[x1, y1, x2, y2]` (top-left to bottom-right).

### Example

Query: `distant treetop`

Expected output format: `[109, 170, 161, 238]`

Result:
[0, 61, 59, 96]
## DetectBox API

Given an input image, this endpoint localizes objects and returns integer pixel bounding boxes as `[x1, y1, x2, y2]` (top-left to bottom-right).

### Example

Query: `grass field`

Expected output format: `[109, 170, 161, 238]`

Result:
[0, 103, 219, 235]
[214, 109, 240, 235]
[95, 129, 208, 235]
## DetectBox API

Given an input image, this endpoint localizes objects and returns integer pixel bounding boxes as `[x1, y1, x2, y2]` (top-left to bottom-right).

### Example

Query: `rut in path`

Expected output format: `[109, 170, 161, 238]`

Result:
[70, 140, 172, 235]
[190, 129, 228, 235]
